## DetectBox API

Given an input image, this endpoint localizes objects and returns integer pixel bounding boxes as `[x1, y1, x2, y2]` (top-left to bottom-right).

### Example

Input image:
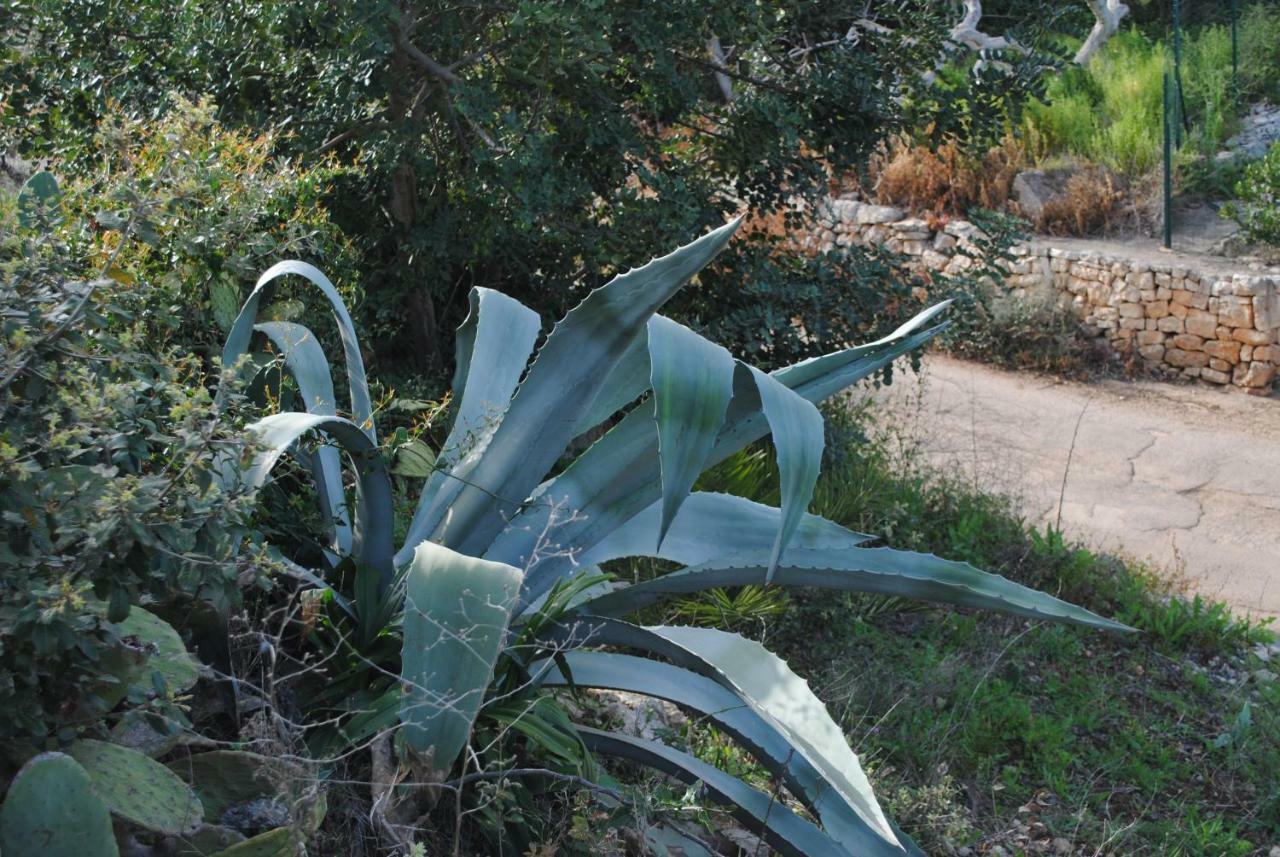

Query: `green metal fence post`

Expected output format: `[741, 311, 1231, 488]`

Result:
[1163, 69, 1173, 250]
[1172, 0, 1184, 147]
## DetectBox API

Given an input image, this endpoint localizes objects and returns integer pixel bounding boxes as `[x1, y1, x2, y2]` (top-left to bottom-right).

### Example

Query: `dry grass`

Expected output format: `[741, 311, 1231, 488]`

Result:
[1036, 168, 1125, 236]
[870, 137, 1025, 216]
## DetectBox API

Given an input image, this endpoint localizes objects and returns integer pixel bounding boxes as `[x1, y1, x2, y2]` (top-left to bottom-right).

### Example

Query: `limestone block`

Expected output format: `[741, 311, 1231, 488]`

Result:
[856, 204, 904, 225]
[1138, 344, 1165, 361]
[1217, 295, 1254, 328]
[1171, 289, 1195, 306]
[1201, 367, 1231, 384]
[1232, 327, 1273, 345]
[1254, 291, 1279, 330]
[1119, 317, 1146, 330]
[1169, 302, 1189, 319]
[1172, 334, 1204, 351]
[1202, 339, 1242, 363]
[935, 232, 959, 251]
[1145, 300, 1170, 319]
[1166, 348, 1209, 368]
[1242, 345, 1254, 362]
[1137, 330, 1164, 345]
[1118, 303, 1144, 318]
[1233, 361, 1276, 388]
[1157, 316, 1185, 333]
[1156, 286, 1172, 301]
[1209, 358, 1232, 372]
[1255, 345, 1280, 362]
[1185, 310, 1218, 339]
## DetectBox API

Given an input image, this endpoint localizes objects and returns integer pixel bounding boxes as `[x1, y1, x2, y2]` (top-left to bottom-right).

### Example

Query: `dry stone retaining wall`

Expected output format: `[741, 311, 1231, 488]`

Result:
[805, 196, 1280, 394]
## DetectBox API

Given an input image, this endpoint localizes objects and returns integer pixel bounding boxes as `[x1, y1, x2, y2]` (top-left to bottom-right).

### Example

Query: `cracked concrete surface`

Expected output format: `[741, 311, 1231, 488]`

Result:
[874, 356, 1280, 618]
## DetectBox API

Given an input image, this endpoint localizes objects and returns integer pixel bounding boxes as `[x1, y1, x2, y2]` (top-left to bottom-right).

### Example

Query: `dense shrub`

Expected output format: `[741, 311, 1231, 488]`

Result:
[873, 138, 1026, 216]
[1223, 140, 1280, 246]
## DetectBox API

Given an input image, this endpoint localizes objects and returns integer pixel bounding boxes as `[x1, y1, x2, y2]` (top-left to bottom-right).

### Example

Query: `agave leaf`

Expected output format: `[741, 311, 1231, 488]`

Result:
[434, 219, 741, 557]
[571, 547, 1133, 631]
[577, 726, 843, 857]
[491, 304, 947, 605]
[219, 260, 374, 438]
[254, 321, 351, 556]
[563, 621, 899, 849]
[235, 412, 394, 581]
[735, 364, 823, 581]
[397, 289, 543, 566]
[538, 653, 910, 856]
[399, 541, 522, 776]
[575, 492, 871, 569]
[647, 315, 735, 546]
[571, 328, 651, 436]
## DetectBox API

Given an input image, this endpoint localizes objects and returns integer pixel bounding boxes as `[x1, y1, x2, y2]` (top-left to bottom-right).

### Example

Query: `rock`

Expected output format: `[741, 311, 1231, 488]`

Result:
[1053, 838, 1073, 855]
[1232, 327, 1273, 345]
[1225, 102, 1280, 159]
[1185, 310, 1218, 339]
[1145, 300, 1170, 318]
[855, 204, 904, 225]
[1201, 367, 1231, 384]
[1253, 668, 1277, 684]
[1012, 168, 1078, 221]
[1234, 361, 1276, 388]
[1166, 348, 1209, 368]
[1202, 340, 1242, 363]
[1157, 316, 1184, 333]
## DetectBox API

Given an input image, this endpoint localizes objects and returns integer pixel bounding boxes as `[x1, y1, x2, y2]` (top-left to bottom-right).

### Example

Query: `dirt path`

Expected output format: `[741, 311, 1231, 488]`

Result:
[874, 356, 1280, 619]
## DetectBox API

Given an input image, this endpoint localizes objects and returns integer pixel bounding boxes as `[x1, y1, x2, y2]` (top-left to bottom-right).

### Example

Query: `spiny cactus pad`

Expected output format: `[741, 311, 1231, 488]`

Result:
[111, 605, 201, 693]
[67, 739, 203, 835]
[167, 751, 293, 823]
[175, 824, 247, 856]
[0, 752, 118, 857]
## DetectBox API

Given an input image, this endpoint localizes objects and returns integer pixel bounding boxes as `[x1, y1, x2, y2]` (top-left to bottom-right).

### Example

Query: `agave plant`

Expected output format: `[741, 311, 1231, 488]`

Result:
[221, 220, 1126, 856]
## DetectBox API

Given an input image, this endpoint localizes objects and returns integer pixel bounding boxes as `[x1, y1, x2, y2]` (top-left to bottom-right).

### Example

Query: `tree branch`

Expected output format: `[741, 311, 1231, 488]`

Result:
[1075, 0, 1129, 65]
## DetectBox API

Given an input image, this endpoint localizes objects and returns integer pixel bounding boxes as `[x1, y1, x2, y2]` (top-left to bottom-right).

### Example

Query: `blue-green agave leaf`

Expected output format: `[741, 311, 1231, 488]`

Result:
[576, 727, 843, 857]
[735, 364, 824, 581]
[220, 260, 374, 439]
[572, 547, 1133, 631]
[254, 321, 351, 555]
[399, 541, 522, 775]
[571, 328, 652, 436]
[647, 315, 735, 547]
[489, 304, 947, 604]
[398, 288, 542, 565]
[538, 653, 911, 856]
[562, 621, 900, 849]
[434, 219, 741, 557]
[235, 412, 393, 581]
[574, 492, 872, 569]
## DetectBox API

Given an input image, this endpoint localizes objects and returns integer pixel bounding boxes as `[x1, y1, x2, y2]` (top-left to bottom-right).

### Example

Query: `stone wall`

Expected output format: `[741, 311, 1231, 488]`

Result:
[804, 196, 1280, 394]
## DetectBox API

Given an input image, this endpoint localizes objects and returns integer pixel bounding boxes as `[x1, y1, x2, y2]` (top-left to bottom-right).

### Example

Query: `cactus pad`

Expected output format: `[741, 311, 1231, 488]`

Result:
[207, 826, 296, 857]
[0, 752, 119, 857]
[67, 739, 203, 835]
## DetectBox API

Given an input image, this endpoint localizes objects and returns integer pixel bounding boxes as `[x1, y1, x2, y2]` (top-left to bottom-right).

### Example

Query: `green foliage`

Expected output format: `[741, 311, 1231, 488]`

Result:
[1238, 2, 1280, 102]
[3, 0, 1060, 385]
[1223, 141, 1280, 246]
[0, 752, 119, 857]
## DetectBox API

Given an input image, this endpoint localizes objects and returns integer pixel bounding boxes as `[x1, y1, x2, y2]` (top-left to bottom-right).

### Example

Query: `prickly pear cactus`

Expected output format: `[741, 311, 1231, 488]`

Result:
[67, 739, 203, 835]
[175, 824, 246, 856]
[207, 827, 295, 857]
[167, 751, 285, 822]
[210, 275, 242, 332]
[111, 605, 201, 693]
[0, 752, 118, 857]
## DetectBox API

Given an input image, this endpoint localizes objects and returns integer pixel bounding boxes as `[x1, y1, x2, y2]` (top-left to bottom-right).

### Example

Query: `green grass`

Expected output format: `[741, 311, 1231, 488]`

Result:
[1021, 8, 1280, 181]
[668, 402, 1278, 855]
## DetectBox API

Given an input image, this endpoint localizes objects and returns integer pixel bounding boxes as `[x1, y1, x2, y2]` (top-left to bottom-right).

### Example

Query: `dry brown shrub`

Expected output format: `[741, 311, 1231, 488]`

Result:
[870, 137, 1025, 216]
[1037, 169, 1124, 236]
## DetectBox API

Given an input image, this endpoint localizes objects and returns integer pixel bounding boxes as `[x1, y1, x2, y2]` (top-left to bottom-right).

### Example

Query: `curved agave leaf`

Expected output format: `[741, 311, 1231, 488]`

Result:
[235, 412, 394, 582]
[435, 219, 741, 557]
[397, 288, 542, 566]
[571, 328, 651, 436]
[254, 320, 351, 555]
[735, 365, 823, 581]
[560, 621, 899, 849]
[219, 260, 374, 439]
[575, 492, 872, 569]
[571, 547, 1133, 632]
[648, 315, 735, 546]
[399, 541, 522, 776]
[492, 307, 947, 606]
[538, 652, 911, 856]
[577, 726, 843, 857]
